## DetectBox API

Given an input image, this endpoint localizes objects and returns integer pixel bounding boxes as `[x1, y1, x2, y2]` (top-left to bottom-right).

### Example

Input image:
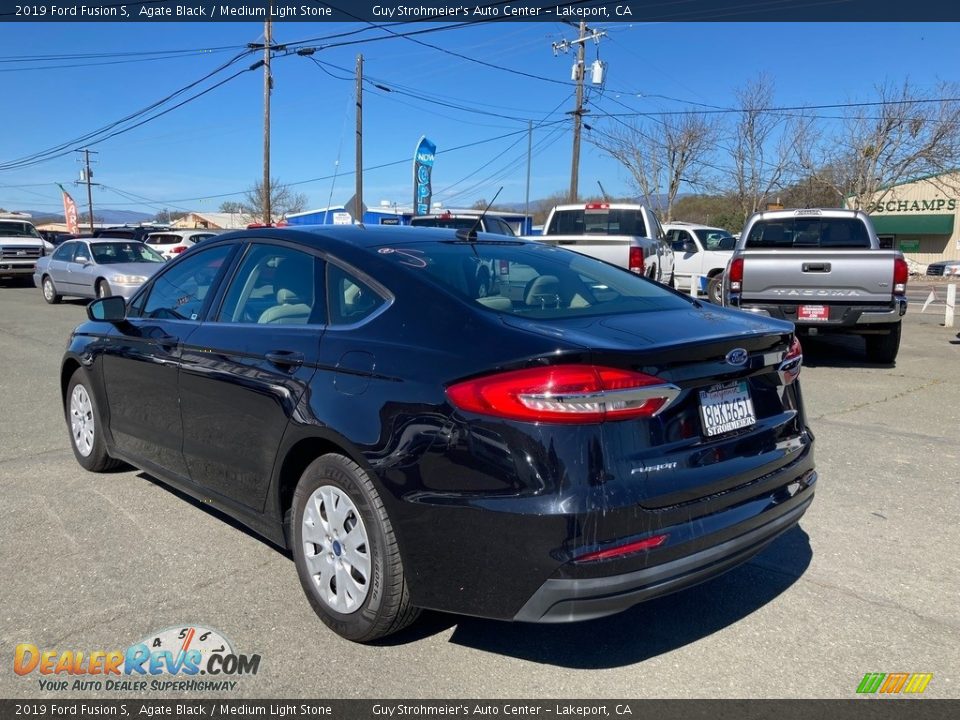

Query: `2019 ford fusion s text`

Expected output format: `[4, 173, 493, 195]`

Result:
[62, 225, 815, 642]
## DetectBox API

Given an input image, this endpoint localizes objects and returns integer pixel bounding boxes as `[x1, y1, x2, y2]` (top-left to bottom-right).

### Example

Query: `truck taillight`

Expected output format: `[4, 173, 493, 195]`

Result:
[728, 257, 744, 292]
[629, 247, 644, 275]
[584, 202, 609, 210]
[893, 257, 908, 295]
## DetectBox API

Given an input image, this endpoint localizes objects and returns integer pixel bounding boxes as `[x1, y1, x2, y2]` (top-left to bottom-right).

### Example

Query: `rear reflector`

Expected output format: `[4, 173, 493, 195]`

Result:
[893, 257, 908, 295]
[574, 533, 669, 563]
[628, 246, 644, 275]
[728, 257, 744, 293]
[447, 364, 681, 424]
[778, 336, 803, 385]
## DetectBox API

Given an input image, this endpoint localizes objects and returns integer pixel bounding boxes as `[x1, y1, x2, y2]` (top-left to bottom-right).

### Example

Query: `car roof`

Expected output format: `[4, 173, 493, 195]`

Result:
[749, 208, 864, 221]
[663, 222, 728, 231]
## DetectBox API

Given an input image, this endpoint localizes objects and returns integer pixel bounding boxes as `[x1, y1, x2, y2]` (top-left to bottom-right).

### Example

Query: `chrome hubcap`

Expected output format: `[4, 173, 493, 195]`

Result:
[43, 279, 53, 300]
[70, 384, 95, 457]
[302, 485, 370, 614]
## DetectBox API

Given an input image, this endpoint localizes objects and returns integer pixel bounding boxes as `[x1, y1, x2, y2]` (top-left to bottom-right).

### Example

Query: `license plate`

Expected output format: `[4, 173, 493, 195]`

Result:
[699, 381, 757, 437]
[798, 304, 829, 321]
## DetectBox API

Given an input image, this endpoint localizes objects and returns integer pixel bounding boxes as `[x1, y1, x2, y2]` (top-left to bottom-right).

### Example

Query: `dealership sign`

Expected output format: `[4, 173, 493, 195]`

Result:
[867, 198, 957, 213]
[413, 136, 436, 216]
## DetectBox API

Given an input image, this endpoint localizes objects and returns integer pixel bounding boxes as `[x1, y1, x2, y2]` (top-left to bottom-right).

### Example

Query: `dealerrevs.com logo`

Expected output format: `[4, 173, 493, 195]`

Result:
[14, 625, 261, 693]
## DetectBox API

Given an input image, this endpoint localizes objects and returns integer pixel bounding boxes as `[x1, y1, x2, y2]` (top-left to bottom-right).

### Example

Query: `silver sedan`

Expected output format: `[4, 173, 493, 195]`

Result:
[34, 238, 165, 303]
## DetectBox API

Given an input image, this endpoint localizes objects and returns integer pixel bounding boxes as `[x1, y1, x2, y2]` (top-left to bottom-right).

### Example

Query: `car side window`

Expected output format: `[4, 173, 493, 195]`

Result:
[218, 244, 324, 325]
[52, 242, 75, 261]
[327, 264, 385, 326]
[140, 245, 233, 321]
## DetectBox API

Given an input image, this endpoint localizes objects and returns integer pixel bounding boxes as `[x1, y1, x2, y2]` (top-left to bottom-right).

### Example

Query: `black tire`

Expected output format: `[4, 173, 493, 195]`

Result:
[865, 323, 901, 364]
[65, 369, 123, 472]
[708, 274, 724, 304]
[96, 279, 111, 299]
[292, 454, 420, 642]
[667, 271, 675, 289]
[42, 275, 62, 304]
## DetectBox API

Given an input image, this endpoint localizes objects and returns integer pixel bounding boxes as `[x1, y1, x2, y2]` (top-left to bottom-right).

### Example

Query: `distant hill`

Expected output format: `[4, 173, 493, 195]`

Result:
[13, 209, 155, 225]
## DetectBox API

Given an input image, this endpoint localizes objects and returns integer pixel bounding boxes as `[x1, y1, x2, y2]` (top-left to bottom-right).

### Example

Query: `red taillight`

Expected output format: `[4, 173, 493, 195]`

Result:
[446, 364, 680, 424]
[628, 246, 645, 275]
[584, 202, 609, 210]
[171, 245, 187, 254]
[728, 257, 744, 293]
[778, 336, 803, 385]
[893, 257, 908, 295]
[575, 533, 669, 563]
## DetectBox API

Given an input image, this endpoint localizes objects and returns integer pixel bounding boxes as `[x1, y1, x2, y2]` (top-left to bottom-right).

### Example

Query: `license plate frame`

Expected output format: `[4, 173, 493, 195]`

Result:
[698, 381, 757, 438]
[798, 304, 829, 321]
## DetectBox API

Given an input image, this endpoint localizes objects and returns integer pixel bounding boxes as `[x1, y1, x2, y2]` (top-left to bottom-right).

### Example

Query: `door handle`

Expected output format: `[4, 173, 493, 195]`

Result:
[802, 262, 831, 272]
[266, 350, 305, 368]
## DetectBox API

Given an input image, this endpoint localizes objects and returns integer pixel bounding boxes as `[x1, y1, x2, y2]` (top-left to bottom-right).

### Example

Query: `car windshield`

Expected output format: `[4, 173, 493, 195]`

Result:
[377, 241, 691, 319]
[90, 242, 165, 264]
[746, 217, 871, 249]
[694, 229, 736, 250]
[547, 208, 648, 237]
[0, 221, 42, 239]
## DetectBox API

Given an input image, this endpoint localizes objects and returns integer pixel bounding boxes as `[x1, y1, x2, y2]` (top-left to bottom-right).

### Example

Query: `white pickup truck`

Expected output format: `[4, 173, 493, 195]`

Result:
[663, 222, 737, 303]
[0, 213, 46, 284]
[527, 202, 675, 286]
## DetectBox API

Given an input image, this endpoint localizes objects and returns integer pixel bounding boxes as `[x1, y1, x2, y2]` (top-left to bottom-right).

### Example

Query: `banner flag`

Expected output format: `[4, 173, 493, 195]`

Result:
[413, 136, 436, 216]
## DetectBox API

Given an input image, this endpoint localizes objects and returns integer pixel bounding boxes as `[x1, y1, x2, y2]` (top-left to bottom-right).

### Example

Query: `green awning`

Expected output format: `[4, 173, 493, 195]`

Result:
[870, 214, 954, 235]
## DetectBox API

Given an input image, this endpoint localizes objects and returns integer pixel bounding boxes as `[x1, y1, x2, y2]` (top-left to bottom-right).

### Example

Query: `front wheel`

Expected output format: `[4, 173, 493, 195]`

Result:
[96, 279, 111, 299]
[292, 454, 420, 642]
[42, 275, 62, 304]
[708, 274, 724, 304]
[865, 323, 901, 364]
[65, 369, 122, 472]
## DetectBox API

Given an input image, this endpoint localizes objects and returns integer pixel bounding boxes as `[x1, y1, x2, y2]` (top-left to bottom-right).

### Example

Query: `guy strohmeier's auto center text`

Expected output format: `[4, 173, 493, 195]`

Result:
[13, 4, 637, 19]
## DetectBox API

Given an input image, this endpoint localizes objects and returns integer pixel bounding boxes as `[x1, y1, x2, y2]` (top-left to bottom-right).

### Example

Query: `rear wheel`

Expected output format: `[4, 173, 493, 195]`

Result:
[708, 274, 724, 304]
[42, 275, 62, 304]
[65, 369, 123, 472]
[292, 454, 420, 642]
[865, 323, 901, 364]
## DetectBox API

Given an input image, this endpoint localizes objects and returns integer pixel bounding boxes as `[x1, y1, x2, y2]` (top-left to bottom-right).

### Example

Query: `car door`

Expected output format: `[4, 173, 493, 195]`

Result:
[47, 241, 76, 288]
[69, 240, 99, 297]
[177, 241, 325, 512]
[99, 243, 237, 478]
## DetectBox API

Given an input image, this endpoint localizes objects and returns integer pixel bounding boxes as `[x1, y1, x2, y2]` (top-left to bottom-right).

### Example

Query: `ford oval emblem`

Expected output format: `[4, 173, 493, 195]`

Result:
[725, 348, 748, 366]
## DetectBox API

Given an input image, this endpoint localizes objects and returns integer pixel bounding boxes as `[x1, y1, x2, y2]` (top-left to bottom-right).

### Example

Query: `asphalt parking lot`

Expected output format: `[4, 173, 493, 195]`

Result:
[0, 279, 957, 699]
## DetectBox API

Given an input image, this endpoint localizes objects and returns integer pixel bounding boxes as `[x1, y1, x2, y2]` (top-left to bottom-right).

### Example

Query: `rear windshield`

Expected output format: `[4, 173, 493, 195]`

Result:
[746, 217, 871, 249]
[376, 241, 690, 319]
[410, 217, 477, 231]
[546, 208, 647, 237]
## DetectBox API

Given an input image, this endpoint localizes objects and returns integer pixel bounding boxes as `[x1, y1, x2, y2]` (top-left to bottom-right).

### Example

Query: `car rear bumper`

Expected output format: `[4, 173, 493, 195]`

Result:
[514, 472, 816, 623]
[731, 299, 906, 328]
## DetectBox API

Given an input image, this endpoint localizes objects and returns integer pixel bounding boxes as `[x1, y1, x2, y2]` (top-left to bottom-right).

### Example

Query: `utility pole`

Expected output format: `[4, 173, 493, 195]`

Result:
[570, 21, 586, 203]
[525, 120, 532, 232]
[553, 23, 606, 203]
[263, 10, 272, 225]
[355, 53, 363, 222]
[75, 148, 98, 233]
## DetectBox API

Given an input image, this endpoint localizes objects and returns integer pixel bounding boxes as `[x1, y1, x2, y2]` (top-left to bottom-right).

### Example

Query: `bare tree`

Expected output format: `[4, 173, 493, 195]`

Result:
[592, 113, 716, 221]
[724, 74, 812, 224]
[243, 178, 308, 222]
[800, 80, 960, 209]
[218, 200, 246, 214]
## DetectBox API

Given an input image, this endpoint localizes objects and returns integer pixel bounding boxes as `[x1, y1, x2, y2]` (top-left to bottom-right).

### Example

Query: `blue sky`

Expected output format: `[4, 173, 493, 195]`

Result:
[2, 21, 959, 217]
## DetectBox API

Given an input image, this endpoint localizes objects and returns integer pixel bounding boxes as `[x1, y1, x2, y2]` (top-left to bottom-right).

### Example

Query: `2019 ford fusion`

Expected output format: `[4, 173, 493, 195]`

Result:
[62, 225, 815, 642]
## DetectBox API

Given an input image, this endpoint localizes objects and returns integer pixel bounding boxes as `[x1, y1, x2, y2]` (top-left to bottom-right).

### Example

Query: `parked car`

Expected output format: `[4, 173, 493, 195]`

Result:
[38, 230, 75, 247]
[92, 226, 168, 243]
[663, 222, 737, 302]
[35, 238, 165, 303]
[0, 214, 46, 282]
[724, 209, 908, 363]
[409, 212, 517, 236]
[63, 225, 815, 642]
[145, 229, 220, 259]
[926, 259, 960, 277]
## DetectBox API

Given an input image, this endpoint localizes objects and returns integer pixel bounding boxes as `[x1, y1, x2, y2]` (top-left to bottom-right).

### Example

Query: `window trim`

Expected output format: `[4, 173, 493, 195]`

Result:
[324, 258, 394, 330]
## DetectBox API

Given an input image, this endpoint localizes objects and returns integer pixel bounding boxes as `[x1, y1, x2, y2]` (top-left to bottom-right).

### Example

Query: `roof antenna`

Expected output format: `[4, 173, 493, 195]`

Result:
[597, 180, 610, 201]
[456, 186, 503, 242]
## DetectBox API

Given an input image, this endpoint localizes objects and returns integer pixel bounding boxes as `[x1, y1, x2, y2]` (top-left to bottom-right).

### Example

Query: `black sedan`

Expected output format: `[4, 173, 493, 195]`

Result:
[62, 225, 815, 642]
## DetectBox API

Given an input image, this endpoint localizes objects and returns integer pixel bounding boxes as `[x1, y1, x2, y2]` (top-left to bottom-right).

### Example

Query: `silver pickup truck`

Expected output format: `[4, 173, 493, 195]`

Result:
[724, 208, 908, 363]
[528, 202, 675, 286]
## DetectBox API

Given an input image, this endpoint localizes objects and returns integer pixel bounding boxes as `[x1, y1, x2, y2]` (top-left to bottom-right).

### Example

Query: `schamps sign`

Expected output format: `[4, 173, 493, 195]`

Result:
[413, 136, 436, 216]
[868, 198, 958, 212]
[13, 626, 260, 693]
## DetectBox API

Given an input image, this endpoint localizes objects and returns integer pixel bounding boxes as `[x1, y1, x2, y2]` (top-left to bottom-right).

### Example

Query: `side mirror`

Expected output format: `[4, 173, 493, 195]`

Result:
[672, 240, 698, 254]
[87, 296, 127, 322]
